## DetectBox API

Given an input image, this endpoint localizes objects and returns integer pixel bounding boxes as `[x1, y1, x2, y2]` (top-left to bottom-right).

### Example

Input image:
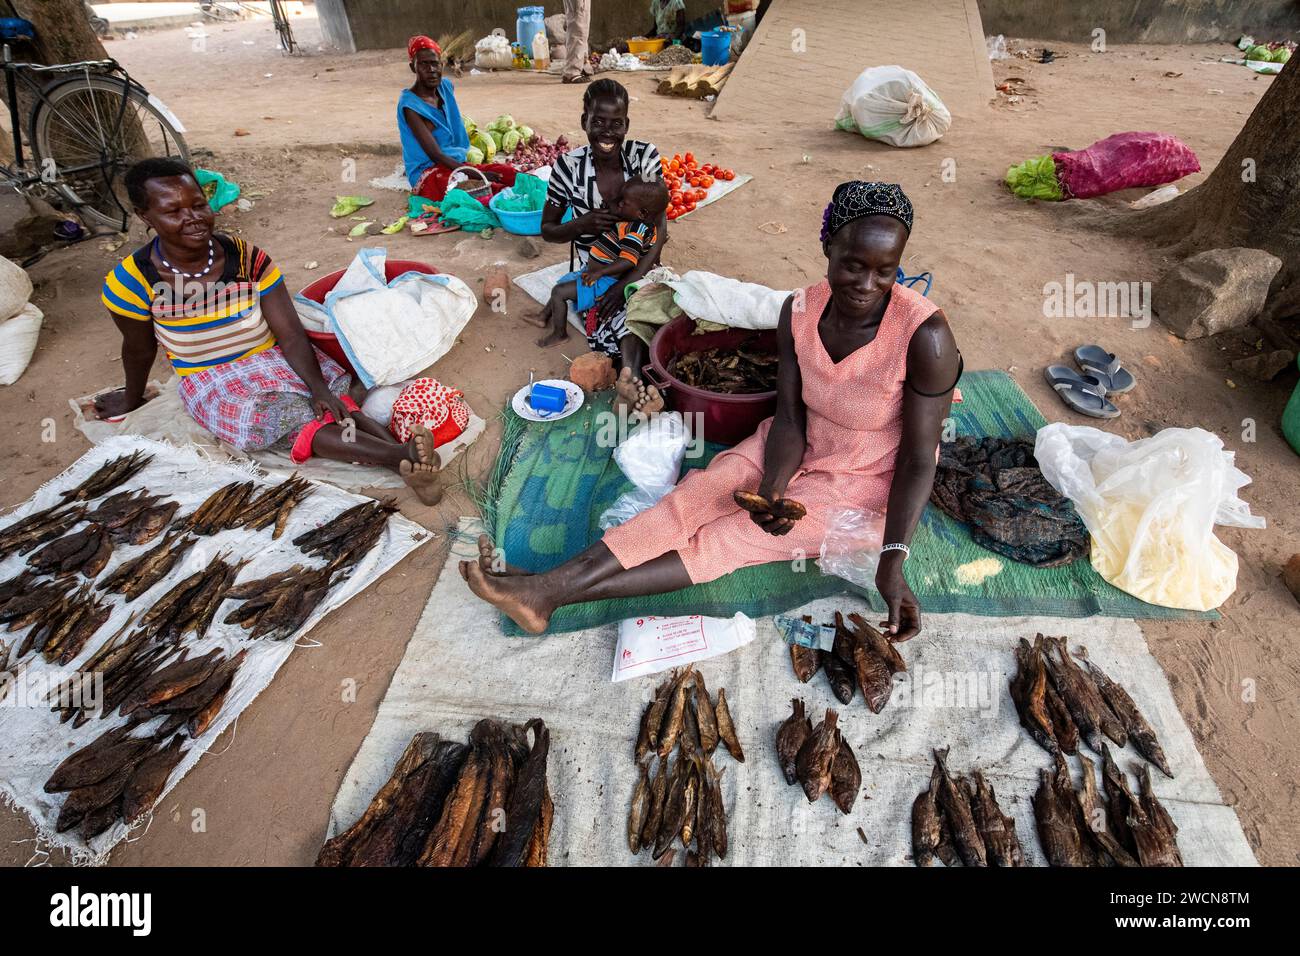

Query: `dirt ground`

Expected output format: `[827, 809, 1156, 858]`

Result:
[0, 16, 1296, 866]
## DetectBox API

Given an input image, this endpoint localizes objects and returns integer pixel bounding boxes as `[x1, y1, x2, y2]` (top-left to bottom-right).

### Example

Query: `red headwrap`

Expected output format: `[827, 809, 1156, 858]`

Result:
[408, 36, 441, 61]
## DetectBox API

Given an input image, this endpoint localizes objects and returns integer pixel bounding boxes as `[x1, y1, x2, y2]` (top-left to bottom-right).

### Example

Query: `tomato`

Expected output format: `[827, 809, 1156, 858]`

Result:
[684, 200, 697, 211]
[667, 208, 680, 220]
[684, 152, 695, 164]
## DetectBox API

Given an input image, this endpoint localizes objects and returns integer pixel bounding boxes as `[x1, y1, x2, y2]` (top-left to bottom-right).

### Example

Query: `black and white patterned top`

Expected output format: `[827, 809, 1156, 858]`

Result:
[546, 139, 663, 261]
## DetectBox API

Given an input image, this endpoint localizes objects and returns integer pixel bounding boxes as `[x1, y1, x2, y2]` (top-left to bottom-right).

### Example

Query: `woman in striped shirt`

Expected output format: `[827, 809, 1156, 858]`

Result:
[98, 159, 442, 504]
[542, 79, 668, 415]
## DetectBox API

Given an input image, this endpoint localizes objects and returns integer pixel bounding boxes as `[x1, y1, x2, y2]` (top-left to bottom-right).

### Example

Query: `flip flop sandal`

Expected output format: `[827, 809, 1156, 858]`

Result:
[1073, 345, 1136, 394]
[409, 213, 460, 236]
[1044, 364, 1120, 419]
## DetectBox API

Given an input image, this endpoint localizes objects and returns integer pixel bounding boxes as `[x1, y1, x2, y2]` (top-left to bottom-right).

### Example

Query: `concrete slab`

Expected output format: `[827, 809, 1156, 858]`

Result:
[712, 0, 994, 123]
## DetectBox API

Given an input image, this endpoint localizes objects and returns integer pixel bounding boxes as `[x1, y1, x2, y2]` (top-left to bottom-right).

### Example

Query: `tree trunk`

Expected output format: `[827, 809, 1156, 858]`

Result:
[1129, 56, 1299, 321]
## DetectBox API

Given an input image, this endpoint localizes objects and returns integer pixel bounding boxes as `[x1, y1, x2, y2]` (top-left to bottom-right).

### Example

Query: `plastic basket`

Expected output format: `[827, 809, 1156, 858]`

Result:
[488, 189, 543, 235]
[628, 38, 667, 54]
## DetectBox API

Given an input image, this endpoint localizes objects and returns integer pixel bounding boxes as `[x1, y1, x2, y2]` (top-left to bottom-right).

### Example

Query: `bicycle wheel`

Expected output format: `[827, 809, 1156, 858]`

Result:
[30, 73, 189, 229]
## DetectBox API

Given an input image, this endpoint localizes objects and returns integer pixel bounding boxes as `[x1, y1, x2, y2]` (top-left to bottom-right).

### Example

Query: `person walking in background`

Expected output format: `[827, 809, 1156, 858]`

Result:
[562, 0, 594, 83]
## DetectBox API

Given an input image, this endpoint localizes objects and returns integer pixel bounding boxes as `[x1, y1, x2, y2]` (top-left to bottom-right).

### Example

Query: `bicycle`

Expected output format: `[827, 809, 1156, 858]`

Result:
[1, 42, 189, 232]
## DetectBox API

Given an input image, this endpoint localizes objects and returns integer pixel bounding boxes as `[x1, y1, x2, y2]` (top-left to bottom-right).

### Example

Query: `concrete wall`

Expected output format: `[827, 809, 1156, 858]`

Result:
[318, 0, 722, 53]
[978, 0, 1300, 44]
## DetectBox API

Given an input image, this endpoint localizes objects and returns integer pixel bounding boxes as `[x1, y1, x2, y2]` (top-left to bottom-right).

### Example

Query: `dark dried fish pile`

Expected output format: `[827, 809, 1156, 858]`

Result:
[26, 523, 113, 579]
[86, 490, 178, 546]
[98, 529, 198, 601]
[293, 498, 398, 570]
[776, 699, 861, 814]
[788, 612, 907, 714]
[0, 502, 88, 560]
[44, 722, 190, 840]
[182, 475, 315, 539]
[137, 554, 246, 644]
[1009, 634, 1171, 777]
[57, 452, 153, 503]
[628, 667, 740, 866]
[317, 718, 552, 867]
[12, 584, 112, 666]
[911, 748, 1022, 867]
[0, 574, 75, 629]
[222, 563, 348, 640]
[670, 343, 778, 394]
[1033, 747, 1182, 867]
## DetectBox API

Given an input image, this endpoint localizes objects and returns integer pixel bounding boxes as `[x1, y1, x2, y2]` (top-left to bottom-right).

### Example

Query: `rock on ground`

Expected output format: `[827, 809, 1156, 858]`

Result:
[569, 351, 615, 392]
[1229, 349, 1295, 383]
[1153, 247, 1282, 340]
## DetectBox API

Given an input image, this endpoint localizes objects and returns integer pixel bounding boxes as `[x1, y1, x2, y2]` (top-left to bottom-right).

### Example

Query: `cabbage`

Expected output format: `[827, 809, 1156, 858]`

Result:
[517, 125, 534, 141]
[329, 195, 374, 218]
[492, 114, 516, 132]
[463, 116, 477, 135]
[1247, 44, 1273, 61]
[490, 129, 504, 151]
[1272, 47, 1291, 63]
[470, 130, 496, 160]
[348, 221, 372, 237]
[465, 146, 485, 165]
[502, 129, 522, 153]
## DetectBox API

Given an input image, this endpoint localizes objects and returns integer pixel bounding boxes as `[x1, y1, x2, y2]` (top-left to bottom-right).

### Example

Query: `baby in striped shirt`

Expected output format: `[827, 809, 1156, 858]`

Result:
[532, 178, 670, 348]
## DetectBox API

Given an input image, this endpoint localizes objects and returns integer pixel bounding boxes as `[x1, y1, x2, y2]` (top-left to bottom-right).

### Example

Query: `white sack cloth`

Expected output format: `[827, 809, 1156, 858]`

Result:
[0, 436, 430, 863]
[0, 254, 33, 322]
[1034, 424, 1265, 611]
[834, 65, 952, 148]
[323, 520, 1257, 867]
[665, 270, 791, 330]
[0, 301, 42, 386]
[294, 248, 477, 389]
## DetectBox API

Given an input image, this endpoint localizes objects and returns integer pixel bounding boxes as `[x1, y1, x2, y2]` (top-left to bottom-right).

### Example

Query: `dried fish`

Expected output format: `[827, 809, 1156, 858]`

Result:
[1075, 754, 1137, 866]
[641, 752, 670, 852]
[489, 718, 550, 867]
[99, 529, 195, 600]
[1083, 656, 1172, 777]
[121, 501, 179, 546]
[967, 770, 1023, 866]
[1133, 764, 1183, 867]
[121, 735, 187, 824]
[118, 649, 223, 716]
[657, 667, 690, 758]
[55, 761, 134, 833]
[58, 452, 153, 503]
[692, 672, 719, 755]
[932, 748, 987, 867]
[524, 783, 553, 867]
[634, 698, 655, 764]
[820, 648, 855, 705]
[645, 675, 672, 751]
[829, 732, 861, 814]
[654, 754, 690, 859]
[418, 739, 491, 867]
[840, 614, 891, 713]
[627, 761, 651, 854]
[45, 725, 154, 793]
[1010, 636, 1059, 754]
[911, 764, 944, 867]
[776, 697, 813, 786]
[714, 687, 744, 761]
[847, 613, 906, 673]
[677, 760, 698, 848]
[672, 343, 778, 394]
[1043, 636, 1126, 751]
[0, 503, 87, 559]
[1034, 757, 1088, 867]
[789, 642, 821, 683]
[795, 708, 839, 803]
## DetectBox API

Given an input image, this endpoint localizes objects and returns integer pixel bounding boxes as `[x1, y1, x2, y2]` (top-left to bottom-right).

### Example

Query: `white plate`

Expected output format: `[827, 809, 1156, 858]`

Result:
[511, 379, 585, 423]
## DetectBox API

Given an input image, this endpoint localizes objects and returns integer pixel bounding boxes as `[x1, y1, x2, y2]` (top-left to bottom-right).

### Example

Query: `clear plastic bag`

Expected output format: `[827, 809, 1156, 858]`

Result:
[1034, 424, 1265, 611]
[816, 506, 886, 590]
[598, 412, 690, 529]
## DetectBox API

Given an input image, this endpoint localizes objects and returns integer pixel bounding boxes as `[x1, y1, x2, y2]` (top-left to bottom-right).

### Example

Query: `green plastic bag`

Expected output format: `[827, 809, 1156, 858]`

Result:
[1005, 154, 1063, 201]
[492, 172, 546, 213]
[438, 187, 500, 233]
[194, 168, 241, 212]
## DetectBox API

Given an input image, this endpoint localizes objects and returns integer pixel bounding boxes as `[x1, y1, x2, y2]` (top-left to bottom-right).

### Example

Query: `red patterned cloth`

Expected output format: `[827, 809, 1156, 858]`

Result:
[176, 345, 351, 451]
[388, 378, 470, 446]
[414, 162, 518, 203]
[407, 35, 441, 60]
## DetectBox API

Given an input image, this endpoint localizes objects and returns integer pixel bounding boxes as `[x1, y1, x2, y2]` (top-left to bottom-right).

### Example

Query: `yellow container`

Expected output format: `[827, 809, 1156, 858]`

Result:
[628, 38, 667, 54]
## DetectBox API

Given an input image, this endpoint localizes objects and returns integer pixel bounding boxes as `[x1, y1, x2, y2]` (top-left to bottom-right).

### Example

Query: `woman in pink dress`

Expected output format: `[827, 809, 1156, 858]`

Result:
[464, 182, 961, 640]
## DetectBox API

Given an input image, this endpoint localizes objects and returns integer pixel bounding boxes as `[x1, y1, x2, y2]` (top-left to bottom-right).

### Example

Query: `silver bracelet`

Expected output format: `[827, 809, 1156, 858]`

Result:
[881, 543, 910, 558]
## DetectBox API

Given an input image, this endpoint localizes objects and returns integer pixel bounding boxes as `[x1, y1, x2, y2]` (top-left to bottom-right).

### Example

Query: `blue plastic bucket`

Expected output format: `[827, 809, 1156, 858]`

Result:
[489, 190, 543, 235]
[700, 31, 730, 66]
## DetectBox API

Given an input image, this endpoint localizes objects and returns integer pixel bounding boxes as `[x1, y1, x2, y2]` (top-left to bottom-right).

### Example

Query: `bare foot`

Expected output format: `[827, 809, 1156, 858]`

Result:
[614, 366, 638, 418]
[458, 559, 552, 634]
[635, 381, 665, 418]
[521, 309, 549, 329]
[537, 327, 569, 348]
[477, 533, 530, 576]
[399, 458, 443, 506]
[410, 424, 437, 466]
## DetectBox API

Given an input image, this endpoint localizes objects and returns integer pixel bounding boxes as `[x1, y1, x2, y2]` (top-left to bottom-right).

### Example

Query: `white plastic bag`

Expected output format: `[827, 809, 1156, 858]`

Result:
[359, 381, 410, 427]
[474, 34, 513, 70]
[612, 613, 756, 682]
[0, 255, 33, 322]
[986, 35, 1009, 60]
[816, 506, 886, 590]
[0, 301, 43, 385]
[1034, 424, 1265, 611]
[599, 412, 690, 529]
[834, 66, 952, 148]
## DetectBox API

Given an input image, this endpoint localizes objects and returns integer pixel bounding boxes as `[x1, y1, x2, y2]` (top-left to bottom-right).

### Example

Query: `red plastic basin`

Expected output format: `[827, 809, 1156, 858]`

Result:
[645, 315, 778, 446]
[296, 259, 441, 375]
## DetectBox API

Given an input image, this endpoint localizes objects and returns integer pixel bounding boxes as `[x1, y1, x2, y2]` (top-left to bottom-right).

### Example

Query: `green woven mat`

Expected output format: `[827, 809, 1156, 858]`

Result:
[491, 371, 1210, 635]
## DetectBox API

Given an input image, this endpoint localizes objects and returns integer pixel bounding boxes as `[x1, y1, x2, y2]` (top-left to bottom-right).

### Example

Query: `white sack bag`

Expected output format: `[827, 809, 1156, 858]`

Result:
[0, 255, 34, 322]
[0, 301, 43, 385]
[834, 65, 952, 148]
[474, 34, 514, 70]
